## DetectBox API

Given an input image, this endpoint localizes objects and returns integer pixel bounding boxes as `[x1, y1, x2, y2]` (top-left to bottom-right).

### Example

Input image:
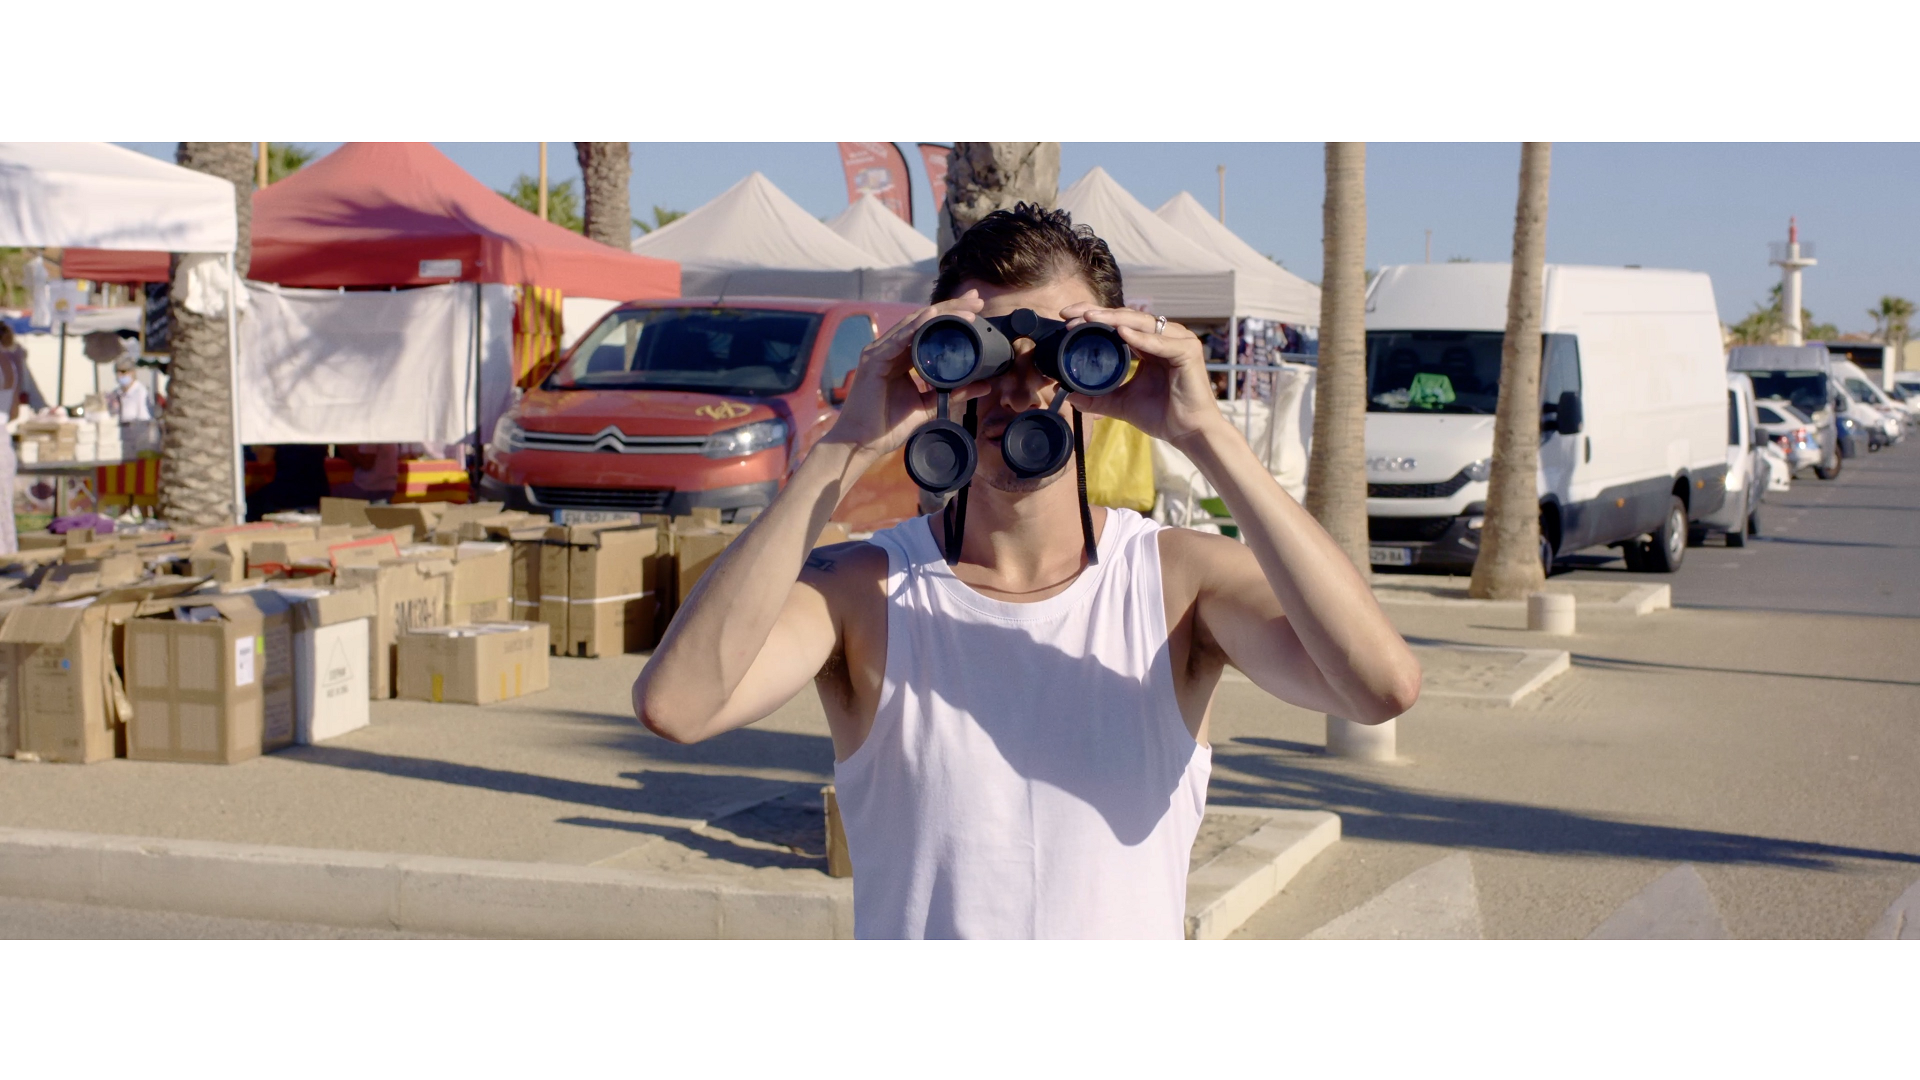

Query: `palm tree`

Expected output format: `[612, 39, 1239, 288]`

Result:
[1469, 143, 1552, 600]
[160, 142, 254, 526]
[498, 175, 583, 233]
[262, 143, 314, 185]
[574, 143, 631, 250]
[1303, 143, 1371, 577]
[940, 143, 1060, 251]
[631, 206, 686, 235]
[1870, 295, 1913, 345]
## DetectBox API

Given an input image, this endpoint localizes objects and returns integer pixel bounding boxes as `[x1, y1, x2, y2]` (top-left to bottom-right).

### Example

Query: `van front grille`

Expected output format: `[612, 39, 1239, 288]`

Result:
[1367, 516, 1457, 543]
[1368, 471, 1471, 499]
[528, 486, 672, 513]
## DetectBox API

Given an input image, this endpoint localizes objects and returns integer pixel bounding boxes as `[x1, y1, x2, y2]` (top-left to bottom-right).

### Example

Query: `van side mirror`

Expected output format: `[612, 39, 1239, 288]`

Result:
[827, 370, 856, 406]
[1554, 391, 1583, 435]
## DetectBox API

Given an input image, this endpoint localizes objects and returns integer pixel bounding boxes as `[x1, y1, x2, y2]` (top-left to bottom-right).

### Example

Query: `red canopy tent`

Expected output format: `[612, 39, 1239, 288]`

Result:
[63, 142, 679, 299]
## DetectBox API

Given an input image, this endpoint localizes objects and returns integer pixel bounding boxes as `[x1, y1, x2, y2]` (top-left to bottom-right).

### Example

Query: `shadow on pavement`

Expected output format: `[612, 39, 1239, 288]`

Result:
[1213, 736, 1920, 871]
[1749, 536, 1913, 550]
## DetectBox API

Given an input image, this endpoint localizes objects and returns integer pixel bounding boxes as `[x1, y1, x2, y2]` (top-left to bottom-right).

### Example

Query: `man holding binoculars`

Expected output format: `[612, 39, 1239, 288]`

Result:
[634, 203, 1420, 938]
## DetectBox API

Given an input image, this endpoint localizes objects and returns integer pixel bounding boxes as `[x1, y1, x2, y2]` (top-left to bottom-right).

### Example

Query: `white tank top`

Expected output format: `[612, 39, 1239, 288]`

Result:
[835, 508, 1211, 939]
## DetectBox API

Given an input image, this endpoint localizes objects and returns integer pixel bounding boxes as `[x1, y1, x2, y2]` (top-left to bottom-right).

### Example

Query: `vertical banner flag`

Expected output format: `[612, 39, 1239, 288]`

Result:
[513, 284, 565, 388]
[918, 144, 952, 220]
[837, 143, 912, 224]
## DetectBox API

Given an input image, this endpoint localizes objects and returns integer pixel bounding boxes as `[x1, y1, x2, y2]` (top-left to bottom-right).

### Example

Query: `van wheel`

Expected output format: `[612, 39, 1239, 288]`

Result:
[1539, 533, 1555, 579]
[1644, 497, 1688, 573]
[1815, 456, 1841, 480]
[1747, 503, 1762, 537]
[1686, 524, 1707, 548]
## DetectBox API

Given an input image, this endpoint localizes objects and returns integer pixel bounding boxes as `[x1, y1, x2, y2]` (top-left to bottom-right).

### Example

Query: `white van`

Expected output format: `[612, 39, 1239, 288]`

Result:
[1363, 263, 1729, 574]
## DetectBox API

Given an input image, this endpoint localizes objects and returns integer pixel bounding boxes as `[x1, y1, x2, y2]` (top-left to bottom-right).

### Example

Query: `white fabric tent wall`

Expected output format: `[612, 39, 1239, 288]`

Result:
[827, 194, 936, 267]
[238, 283, 511, 447]
[1155, 191, 1321, 325]
[0, 143, 236, 252]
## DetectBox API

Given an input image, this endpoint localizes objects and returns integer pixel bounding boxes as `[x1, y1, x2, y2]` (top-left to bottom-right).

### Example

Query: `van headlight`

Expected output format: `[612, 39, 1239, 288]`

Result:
[491, 415, 527, 453]
[703, 418, 787, 459]
[1462, 457, 1493, 482]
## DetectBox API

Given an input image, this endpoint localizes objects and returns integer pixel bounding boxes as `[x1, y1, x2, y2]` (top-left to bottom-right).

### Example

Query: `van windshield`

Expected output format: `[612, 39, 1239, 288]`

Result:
[547, 307, 823, 395]
[1745, 371, 1828, 417]
[1366, 331, 1505, 413]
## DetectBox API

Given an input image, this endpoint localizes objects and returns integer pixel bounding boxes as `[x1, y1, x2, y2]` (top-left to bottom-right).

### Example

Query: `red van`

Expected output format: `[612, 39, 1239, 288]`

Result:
[479, 297, 924, 531]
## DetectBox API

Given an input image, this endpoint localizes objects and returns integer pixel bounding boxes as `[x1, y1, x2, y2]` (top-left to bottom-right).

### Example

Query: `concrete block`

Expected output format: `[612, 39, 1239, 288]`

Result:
[1528, 591, 1576, 634]
[1326, 715, 1396, 761]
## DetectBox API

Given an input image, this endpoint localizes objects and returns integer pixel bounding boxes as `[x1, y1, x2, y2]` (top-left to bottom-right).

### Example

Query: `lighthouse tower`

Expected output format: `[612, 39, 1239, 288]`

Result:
[1770, 217, 1817, 346]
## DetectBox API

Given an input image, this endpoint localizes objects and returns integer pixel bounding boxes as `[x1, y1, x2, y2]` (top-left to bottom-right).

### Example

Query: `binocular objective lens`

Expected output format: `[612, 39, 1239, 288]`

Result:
[1062, 333, 1124, 392]
[916, 325, 978, 385]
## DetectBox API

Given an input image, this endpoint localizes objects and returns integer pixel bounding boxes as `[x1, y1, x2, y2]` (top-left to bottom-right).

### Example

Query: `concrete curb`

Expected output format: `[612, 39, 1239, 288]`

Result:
[1374, 581, 1671, 616]
[0, 827, 853, 939]
[1185, 809, 1340, 940]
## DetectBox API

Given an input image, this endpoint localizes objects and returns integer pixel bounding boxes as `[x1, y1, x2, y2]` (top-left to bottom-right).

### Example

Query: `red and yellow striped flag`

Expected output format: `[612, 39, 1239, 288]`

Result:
[513, 285, 565, 388]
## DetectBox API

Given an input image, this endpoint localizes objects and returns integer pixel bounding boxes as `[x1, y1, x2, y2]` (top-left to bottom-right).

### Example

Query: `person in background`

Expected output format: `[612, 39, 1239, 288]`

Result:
[0, 323, 29, 553]
[106, 357, 153, 422]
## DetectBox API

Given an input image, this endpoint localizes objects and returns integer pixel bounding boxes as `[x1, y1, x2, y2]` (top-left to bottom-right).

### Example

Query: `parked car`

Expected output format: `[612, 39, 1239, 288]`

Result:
[479, 297, 922, 529]
[1695, 373, 1768, 547]
[1835, 358, 1915, 433]
[1892, 372, 1920, 402]
[1361, 263, 1730, 576]
[1752, 397, 1823, 475]
[1730, 345, 1841, 480]
[1832, 377, 1895, 451]
[1760, 442, 1792, 493]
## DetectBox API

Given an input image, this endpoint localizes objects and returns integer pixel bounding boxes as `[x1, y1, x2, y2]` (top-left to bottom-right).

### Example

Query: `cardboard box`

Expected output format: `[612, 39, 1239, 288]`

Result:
[123, 592, 296, 764]
[0, 599, 127, 763]
[539, 523, 663, 657]
[672, 523, 748, 616]
[334, 558, 451, 699]
[397, 622, 550, 705]
[320, 497, 372, 527]
[446, 541, 512, 625]
[272, 586, 375, 745]
[363, 502, 450, 541]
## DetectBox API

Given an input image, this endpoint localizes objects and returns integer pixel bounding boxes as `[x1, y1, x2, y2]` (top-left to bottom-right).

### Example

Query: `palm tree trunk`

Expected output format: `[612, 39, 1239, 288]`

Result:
[1304, 142, 1370, 577]
[160, 142, 253, 527]
[1469, 142, 1553, 600]
[574, 143, 632, 250]
[939, 143, 1060, 253]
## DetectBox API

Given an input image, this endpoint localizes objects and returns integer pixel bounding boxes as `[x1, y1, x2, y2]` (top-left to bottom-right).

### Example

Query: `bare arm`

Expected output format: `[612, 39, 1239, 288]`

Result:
[1180, 423, 1421, 723]
[1063, 304, 1420, 724]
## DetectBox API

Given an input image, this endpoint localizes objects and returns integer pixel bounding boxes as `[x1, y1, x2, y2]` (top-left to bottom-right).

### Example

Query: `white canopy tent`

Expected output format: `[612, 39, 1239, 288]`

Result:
[631, 172, 932, 301]
[1154, 191, 1320, 325]
[1055, 167, 1239, 320]
[0, 142, 243, 514]
[827, 193, 936, 267]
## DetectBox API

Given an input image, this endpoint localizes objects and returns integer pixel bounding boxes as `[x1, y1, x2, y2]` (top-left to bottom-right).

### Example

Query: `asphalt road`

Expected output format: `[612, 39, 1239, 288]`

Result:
[1555, 437, 1920, 618]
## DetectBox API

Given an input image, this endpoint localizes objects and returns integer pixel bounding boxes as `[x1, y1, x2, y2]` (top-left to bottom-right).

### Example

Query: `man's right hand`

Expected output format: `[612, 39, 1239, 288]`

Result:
[820, 291, 991, 458]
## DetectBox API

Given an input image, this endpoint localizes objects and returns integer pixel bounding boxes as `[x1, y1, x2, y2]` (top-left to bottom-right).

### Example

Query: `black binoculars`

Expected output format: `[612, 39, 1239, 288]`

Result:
[903, 309, 1132, 494]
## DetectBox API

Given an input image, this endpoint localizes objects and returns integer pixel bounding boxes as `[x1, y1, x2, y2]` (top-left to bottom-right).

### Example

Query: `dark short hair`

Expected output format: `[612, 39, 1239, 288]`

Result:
[932, 202, 1124, 308]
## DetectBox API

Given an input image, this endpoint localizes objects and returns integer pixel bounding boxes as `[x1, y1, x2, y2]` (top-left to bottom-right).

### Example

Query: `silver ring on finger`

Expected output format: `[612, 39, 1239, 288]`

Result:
[1153, 315, 1167, 335]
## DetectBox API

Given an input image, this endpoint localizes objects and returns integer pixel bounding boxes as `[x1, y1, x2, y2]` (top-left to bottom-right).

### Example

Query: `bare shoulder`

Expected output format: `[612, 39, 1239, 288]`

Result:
[798, 540, 889, 613]
[1156, 525, 1260, 593]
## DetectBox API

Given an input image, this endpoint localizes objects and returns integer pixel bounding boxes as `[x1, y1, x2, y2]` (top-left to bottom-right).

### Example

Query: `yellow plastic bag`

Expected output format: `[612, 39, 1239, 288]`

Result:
[1083, 416, 1157, 512]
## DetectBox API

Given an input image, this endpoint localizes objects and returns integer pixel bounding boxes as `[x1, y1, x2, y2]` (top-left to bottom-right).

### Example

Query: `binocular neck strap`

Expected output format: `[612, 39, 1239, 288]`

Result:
[1073, 407, 1098, 566]
[941, 398, 978, 565]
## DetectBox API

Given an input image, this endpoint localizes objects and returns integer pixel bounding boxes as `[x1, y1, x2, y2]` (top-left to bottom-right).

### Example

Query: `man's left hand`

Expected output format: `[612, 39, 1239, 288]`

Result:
[1055, 304, 1225, 448]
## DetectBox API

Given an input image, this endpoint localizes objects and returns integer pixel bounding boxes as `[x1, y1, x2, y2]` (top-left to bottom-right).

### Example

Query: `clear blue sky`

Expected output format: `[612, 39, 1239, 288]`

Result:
[118, 142, 1920, 335]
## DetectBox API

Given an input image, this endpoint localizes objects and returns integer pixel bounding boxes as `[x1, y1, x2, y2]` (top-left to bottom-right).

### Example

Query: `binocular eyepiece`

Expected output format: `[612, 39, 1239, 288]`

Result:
[903, 309, 1133, 494]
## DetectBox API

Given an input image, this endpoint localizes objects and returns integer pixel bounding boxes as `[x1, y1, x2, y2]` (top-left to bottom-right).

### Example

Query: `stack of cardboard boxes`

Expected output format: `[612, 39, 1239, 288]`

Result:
[0, 498, 791, 766]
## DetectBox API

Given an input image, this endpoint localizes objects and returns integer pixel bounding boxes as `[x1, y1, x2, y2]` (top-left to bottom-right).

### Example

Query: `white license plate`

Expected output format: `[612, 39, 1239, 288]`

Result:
[556, 509, 643, 526]
[1369, 546, 1412, 566]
